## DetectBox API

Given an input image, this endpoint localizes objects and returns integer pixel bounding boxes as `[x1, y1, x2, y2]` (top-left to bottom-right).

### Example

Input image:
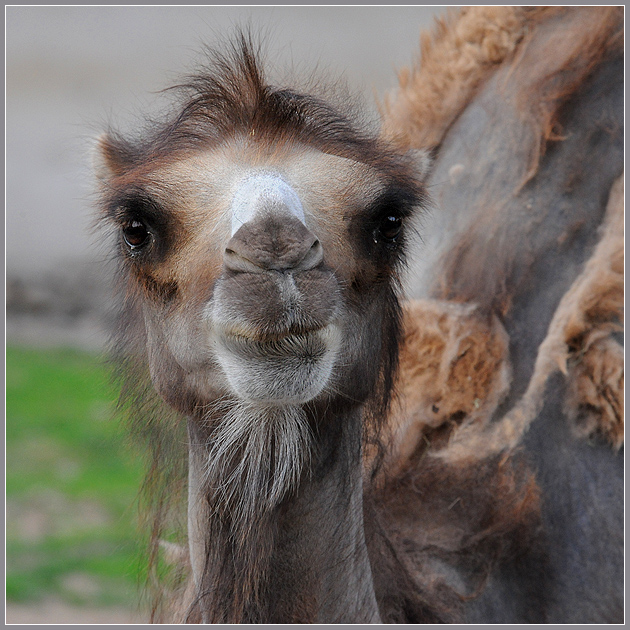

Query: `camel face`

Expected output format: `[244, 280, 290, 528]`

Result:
[97, 136, 421, 412]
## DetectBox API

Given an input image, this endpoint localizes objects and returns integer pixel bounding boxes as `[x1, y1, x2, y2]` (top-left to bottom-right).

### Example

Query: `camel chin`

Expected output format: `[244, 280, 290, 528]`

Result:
[212, 323, 341, 404]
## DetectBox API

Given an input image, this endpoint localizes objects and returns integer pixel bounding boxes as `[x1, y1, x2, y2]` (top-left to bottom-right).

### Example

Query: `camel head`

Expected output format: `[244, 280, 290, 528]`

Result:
[95, 37, 427, 422]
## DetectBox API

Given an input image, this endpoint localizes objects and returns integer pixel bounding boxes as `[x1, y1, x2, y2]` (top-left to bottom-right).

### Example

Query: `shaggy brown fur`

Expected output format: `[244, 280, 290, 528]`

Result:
[560, 177, 624, 449]
[381, 6, 623, 159]
[374, 6, 624, 466]
[566, 335, 624, 449]
[431, 173, 623, 462]
[373, 299, 511, 476]
[381, 6, 527, 150]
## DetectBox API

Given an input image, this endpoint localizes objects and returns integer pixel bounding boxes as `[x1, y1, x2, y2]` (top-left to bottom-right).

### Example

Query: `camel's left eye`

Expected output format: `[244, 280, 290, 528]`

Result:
[122, 219, 151, 250]
[378, 215, 403, 242]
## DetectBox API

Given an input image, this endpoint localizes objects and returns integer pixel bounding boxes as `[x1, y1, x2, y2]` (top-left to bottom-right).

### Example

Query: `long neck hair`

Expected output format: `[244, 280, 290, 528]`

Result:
[105, 31, 420, 623]
[194, 402, 311, 622]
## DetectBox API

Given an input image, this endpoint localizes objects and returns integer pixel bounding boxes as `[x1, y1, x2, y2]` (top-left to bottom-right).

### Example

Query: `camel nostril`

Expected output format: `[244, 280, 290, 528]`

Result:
[224, 215, 323, 273]
[297, 238, 323, 271]
[223, 247, 265, 274]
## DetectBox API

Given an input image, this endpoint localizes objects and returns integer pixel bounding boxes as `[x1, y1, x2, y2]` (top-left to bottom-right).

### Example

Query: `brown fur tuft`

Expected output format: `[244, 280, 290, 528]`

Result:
[437, 174, 623, 461]
[381, 6, 528, 150]
[371, 299, 511, 477]
[380, 6, 622, 160]
[565, 335, 624, 449]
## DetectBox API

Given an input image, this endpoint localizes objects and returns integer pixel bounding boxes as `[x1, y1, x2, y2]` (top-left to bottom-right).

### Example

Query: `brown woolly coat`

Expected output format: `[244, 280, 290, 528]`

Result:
[379, 4, 623, 468]
[366, 7, 623, 621]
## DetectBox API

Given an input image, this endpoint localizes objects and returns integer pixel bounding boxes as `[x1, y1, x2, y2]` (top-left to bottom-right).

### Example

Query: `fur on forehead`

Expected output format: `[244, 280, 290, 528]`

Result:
[97, 31, 423, 192]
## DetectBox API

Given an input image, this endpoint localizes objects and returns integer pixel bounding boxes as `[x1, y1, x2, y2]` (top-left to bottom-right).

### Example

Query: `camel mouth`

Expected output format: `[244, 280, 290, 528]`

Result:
[213, 323, 342, 404]
[216, 324, 338, 361]
[218, 323, 330, 346]
[210, 266, 342, 347]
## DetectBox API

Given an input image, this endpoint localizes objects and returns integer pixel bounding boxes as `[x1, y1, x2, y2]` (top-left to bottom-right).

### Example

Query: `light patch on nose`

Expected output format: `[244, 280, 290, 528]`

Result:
[231, 173, 306, 236]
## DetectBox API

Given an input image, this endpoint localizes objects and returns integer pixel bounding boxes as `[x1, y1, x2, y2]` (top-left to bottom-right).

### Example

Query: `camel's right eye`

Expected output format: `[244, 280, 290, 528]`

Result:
[122, 219, 151, 250]
[378, 215, 403, 242]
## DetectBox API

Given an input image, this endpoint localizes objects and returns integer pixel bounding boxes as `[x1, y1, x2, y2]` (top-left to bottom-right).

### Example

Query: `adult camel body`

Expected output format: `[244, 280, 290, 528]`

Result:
[379, 6, 623, 623]
[95, 6, 623, 623]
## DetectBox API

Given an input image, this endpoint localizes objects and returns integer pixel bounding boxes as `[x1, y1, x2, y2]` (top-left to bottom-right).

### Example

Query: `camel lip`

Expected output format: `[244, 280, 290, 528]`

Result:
[213, 322, 341, 363]
[216, 323, 331, 345]
[212, 322, 342, 404]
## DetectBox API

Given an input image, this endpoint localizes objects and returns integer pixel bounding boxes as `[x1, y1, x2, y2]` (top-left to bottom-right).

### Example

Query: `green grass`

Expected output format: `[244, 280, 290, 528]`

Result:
[6, 346, 145, 608]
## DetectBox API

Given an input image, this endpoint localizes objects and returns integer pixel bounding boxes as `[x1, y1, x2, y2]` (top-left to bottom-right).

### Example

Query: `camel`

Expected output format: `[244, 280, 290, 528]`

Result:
[94, 6, 623, 623]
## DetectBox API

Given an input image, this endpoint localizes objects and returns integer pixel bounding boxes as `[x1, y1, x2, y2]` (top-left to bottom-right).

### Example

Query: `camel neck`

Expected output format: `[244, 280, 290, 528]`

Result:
[186, 405, 381, 623]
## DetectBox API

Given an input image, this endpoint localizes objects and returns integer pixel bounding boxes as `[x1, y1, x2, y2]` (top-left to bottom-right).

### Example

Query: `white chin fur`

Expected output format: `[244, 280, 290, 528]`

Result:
[213, 324, 341, 404]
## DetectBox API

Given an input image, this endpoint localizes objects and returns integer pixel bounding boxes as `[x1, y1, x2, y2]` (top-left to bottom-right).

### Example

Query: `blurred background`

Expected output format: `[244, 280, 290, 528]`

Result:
[6, 6, 446, 623]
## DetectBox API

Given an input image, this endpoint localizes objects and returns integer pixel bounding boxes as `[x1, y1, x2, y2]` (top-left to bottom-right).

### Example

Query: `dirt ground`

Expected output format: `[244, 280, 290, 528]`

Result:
[6, 600, 143, 624]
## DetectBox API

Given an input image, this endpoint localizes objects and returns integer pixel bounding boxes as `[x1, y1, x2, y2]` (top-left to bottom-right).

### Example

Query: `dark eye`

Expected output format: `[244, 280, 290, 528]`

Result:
[122, 219, 151, 250]
[377, 215, 403, 242]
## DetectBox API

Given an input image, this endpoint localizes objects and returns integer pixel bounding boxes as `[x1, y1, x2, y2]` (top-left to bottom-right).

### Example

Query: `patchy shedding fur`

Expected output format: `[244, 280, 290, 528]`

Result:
[376, 6, 624, 467]
[374, 299, 511, 476]
[437, 175, 624, 461]
[380, 6, 528, 149]
[381, 6, 623, 160]
[379, 168, 622, 470]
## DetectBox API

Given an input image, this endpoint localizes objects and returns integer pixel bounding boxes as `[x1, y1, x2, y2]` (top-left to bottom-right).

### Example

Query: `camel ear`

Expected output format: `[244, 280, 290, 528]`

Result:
[93, 132, 134, 182]
[408, 148, 433, 182]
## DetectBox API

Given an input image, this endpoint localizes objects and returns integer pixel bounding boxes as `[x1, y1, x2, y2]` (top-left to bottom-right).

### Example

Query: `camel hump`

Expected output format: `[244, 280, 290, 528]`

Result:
[381, 5, 623, 471]
[401, 7, 623, 312]
[372, 8, 623, 623]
